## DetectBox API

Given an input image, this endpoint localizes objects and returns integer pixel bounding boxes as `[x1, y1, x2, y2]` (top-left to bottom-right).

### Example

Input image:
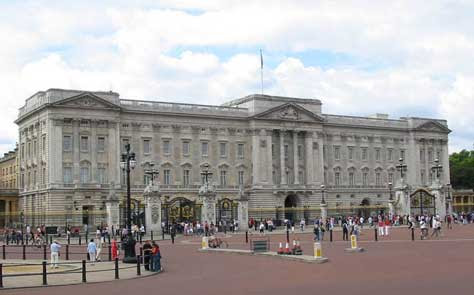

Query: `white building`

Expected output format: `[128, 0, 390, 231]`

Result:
[15, 89, 451, 229]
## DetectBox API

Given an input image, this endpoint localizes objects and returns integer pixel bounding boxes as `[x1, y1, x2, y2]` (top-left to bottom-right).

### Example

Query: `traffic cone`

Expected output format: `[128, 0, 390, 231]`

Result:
[277, 242, 283, 254]
[284, 242, 290, 254]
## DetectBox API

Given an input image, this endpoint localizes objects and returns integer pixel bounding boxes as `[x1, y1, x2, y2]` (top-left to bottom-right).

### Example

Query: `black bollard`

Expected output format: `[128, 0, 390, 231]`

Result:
[286, 230, 289, 243]
[22, 245, 26, 260]
[245, 231, 248, 243]
[82, 260, 87, 283]
[68, 235, 70, 245]
[136, 255, 141, 276]
[375, 228, 378, 241]
[49, 236, 52, 245]
[162, 230, 164, 240]
[0, 263, 3, 288]
[140, 247, 143, 264]
[411, 228, 415, 241]
[66, 245, 69, 261]
[42, 261, 47, 285]
[151, 231, 154, 241]
[43, 244, 47, 260]
[115, 258, 119, 279]
[21, 234, 24, 245]
[5, 237, 8, 246]
[79, 235, 82, 245]
[139, 234, 142, 244]
[330, 229, 333, 242]
[108, 234, 111, 244]
[108, 245, 112, 261]
[2, 245, 5, 260]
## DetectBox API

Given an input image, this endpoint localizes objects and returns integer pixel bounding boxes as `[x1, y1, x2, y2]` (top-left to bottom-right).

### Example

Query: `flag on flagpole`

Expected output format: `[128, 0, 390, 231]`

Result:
[260, 49, 263, 69]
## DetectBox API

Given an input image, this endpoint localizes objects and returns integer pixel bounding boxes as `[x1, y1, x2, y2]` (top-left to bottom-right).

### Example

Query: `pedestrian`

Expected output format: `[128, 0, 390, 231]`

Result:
[50, 240, 61, 269]
[378, 217, 384, 236]
[342, 221, 349, 241]
[313, 225, 320, 241]
[384, 217, 391, 236]
[87, 239, 97, 265]
[111, 237, 119, 260]
[151, 242, 162, 272]
[447, 215, 452, 229]
[96, 238, 102, 262]
[143, 240, 152, 271]
[259, 222, 265, 235]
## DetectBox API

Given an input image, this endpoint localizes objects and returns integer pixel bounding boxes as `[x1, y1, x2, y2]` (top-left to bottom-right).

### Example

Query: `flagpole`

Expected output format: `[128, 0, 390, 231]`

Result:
[260, 49, 264, 95]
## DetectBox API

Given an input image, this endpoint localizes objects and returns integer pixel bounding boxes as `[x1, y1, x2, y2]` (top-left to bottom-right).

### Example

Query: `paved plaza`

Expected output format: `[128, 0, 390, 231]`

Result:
[2, 224, 474, 294]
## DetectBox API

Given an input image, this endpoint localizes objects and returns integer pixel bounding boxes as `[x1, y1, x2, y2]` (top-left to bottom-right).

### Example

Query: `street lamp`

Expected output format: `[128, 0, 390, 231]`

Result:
[388, 182, 393, 201]
[320, 184, 326, 204]
[396, 158, 407, 180]
[144, 162, 160, 186]
[200, 163, 213, 186]
[120, 142, 137, 263]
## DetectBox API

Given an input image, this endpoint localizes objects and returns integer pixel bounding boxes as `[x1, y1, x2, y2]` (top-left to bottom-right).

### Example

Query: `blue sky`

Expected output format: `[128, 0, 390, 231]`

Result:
[0, 0, 473, 155]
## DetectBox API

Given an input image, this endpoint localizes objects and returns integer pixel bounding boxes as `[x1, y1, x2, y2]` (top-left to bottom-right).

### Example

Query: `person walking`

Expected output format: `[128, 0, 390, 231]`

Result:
[342, 221, 349, 241]
[143, 240, 152, 271]
[87, 239, 97, 265]
[50, 240, 61, 269]
[384, 217, 391, 236]
[151, 242, 162, 272]
[378, 217, 385, 236]
[96, 238, 103, 262]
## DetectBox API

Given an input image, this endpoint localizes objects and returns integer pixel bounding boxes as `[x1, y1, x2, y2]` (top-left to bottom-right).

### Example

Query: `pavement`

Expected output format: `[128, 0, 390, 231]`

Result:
[3, 224, 474, 295]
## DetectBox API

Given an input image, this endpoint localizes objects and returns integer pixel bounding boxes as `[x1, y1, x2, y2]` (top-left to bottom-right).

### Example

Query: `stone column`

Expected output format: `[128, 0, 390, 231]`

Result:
[73, 120, 80, 183]
[395, 184, 410, 216]
[144, 185, 162, 234]
[280, 130, 286, 185]
[317, 132, 325, 183]
[266, 130, 273, 185]
[252, 129, 260, 185]
[201, 194, 217, 225]
[91, 120, 97, 183]
[238, 200, 249, 231]
[320, 202, 327, 220]
[293, 131, 299, 185]
[106, 183, 120, 232]
[388, 200, 395, 216]
[5, 200, 10, 226]
[431, 180, 446, 219]
[304, 131, 314, 186]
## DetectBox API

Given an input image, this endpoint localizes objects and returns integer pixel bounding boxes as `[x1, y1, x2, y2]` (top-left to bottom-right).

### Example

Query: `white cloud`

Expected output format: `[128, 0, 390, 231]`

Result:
[0, 0, 473, 155]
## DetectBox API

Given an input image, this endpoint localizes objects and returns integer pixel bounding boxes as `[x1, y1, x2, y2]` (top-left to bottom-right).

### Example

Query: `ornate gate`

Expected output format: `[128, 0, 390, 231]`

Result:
[217, 198, 237, 223]
[163, 197, 200, 224]
[410, 189, 436, 216]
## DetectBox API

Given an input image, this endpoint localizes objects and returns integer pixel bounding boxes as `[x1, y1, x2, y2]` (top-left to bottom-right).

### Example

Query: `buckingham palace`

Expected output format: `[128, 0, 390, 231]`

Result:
[15, 88, 452, 230]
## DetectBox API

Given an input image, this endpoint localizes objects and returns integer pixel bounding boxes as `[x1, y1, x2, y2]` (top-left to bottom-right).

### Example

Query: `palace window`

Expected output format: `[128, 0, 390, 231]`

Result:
[182, 141, 190, 156]
[80, 136, 89, 152]
[284, 145, 289, 159]
[362, 171, 369, 186]
[183, 169, 190, 187]
[298, 145, 303, 160]
[220, 142, 227, 158]
[42, 136, 46, 154]
[220, 170, 227, 186]
[143, 139, 151, 154]
[80, 166, 90, 183]
[201, 142, 209, 157]
[98, 167, 107, 184]
[63, 167, 73, 184]
[42, 167, 46, 184]
[335, 172, 341, 187]
[348, 147, 354, 160]
[163, 140, 171, 155]
[121, 138, 129, 152]
[298, 170, 304, 184]
[237, 143, 244, 159]
[334, 146, 340, 160]
[420, 149, 425, 162]
[163, 169, 171, 185]
[362, 148, 368, 161]
[349, 172, 355, 186]
[375, 149, 381, 161]
[428, 150, 433, 162]
[388, 172, 394, 184]
[375, 172, 382, 186]
[239, 171, 244, 185]
[97, 137, 106, 152]
[421, 170, 425, 185]
[388, 149, 393, 161]
[400, 150, 405, 160]
[58, 136, 69, 153]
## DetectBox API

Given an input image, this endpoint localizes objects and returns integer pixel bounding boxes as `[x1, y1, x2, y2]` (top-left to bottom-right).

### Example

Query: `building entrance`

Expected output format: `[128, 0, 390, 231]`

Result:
[284, 195, 298, 222]
[410, 189, 436, 216]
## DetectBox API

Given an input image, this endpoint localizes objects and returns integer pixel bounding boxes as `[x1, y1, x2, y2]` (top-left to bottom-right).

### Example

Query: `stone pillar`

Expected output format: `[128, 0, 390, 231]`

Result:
[5, 200, 10, 226]
[388, 200, 395, 217]
[280, 130, 286, 185]
[431, 180, 446, 219]
[293, 131, 299, 185]
[304, 131, 314, 186]
[201, 194, 217, 225]
[395, 184, 410, 216]
[252, 129, 260, 185]
[320, 202, 327, 220]
[266, 130, 273, 185]
[238, 200, 249, 231]
[144, 185, 162, 234]
[317, 132, 325, 183]
[106, 200, 120, 231]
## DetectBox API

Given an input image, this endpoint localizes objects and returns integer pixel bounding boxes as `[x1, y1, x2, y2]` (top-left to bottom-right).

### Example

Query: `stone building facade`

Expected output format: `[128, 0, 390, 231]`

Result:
[15, 89, 451, 229]
[0, 147, 19, 227]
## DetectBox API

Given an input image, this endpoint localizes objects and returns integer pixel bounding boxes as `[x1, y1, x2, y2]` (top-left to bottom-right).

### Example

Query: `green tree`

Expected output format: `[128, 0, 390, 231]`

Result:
[450, 149, 474, 189]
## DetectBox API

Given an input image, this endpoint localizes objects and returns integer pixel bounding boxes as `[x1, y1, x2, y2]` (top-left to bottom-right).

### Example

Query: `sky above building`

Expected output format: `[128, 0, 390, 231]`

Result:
[0, 0, 473, 155]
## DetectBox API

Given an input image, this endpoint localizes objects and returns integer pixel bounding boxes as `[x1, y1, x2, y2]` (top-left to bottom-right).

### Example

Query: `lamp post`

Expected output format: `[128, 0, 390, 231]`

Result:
[396, 158, 407, 180]
[120, 143, 137, 263]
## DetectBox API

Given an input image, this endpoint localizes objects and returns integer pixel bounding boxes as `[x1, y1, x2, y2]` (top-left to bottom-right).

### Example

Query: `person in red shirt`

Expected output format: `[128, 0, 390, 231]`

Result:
[378, 216, 385, 236]
[384, 217, 391, 236]
[111, 237, 119, 260]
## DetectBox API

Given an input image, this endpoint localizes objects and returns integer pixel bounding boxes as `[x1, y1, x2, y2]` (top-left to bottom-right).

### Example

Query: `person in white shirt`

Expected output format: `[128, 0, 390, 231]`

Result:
[50, 240, 61, 268]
